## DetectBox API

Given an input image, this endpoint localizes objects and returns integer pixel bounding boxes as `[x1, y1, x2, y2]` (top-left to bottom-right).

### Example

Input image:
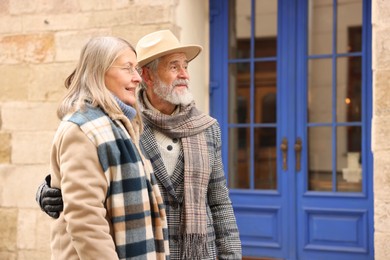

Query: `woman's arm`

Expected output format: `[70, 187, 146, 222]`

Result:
[51, 122, 118, 259]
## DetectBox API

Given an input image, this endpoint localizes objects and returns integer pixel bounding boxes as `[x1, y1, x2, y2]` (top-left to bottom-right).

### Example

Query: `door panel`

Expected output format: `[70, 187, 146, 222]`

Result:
[296, 1, 372, 259]
[209, 0, 373, 259]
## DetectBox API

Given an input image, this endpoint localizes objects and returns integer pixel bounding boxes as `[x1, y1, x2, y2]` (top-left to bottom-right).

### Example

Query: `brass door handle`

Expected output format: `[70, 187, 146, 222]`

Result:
[280, 138, 288, 171]
[295, 138, 302, 171]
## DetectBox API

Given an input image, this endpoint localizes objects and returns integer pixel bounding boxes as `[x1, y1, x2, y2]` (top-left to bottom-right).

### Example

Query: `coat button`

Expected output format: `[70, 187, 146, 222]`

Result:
[167, 145, 173, 151]
[172, 138, 179, 143]
[171, 202, 179, 209]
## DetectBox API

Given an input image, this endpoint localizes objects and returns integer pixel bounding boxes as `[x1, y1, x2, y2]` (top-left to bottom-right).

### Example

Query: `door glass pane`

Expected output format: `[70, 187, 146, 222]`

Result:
[337, 56, 362, 122]
[307, 0, 363, 193]
[229, 63, 250, 124]
[307, 59, 332, 123]
[337, 0, 362, 53]
[228, 0, 278, 191]
[255, 0, 277, 58]
[229, 127, 250, 189]
[255, 62, 277, 123]
[308, 0, 333, 55]
[229, 0, 251, 59]
[308, 127, 332, 191]
[255, 61, 277, 124]
[255, 127, 277, 189]
[337, 126, 362, 192]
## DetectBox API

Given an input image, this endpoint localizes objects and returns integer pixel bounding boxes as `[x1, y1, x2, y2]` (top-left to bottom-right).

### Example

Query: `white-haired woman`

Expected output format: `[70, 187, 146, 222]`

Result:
[49, 36, 169, 260]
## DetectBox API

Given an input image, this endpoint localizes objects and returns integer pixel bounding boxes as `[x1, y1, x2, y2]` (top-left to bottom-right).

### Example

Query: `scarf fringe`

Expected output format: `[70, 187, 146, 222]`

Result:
[180, 234, 208, 260]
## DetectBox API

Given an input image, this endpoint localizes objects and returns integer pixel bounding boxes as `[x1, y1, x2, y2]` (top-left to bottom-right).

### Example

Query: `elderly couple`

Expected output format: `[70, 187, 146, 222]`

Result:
[36, 30, 242, 259]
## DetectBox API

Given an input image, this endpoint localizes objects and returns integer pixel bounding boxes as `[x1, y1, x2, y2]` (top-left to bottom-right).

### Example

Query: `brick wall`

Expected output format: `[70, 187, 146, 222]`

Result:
[0, 0, 179, 258]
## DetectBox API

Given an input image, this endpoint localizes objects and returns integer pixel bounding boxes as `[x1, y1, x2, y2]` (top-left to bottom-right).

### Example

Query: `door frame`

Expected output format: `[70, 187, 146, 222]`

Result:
[209, 0, 373, 259]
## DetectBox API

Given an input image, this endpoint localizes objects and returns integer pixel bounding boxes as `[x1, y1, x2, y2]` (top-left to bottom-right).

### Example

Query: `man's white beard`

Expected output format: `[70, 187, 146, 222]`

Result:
[153, 78, 194, 106]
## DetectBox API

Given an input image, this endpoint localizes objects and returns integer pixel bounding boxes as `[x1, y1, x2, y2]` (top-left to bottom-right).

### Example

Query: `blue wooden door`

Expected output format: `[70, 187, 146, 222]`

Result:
[209, 0, 373, 259]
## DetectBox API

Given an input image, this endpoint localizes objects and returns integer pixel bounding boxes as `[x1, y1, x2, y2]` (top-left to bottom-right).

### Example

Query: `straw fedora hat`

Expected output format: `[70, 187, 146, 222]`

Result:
[136, 30, 202, 67]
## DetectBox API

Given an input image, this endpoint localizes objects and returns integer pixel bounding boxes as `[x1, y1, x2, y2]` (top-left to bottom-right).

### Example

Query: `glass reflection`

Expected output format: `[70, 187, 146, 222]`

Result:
[307, 59, 333, 123]
[255, 127, 277, 189]
[337, 126, 362, 192]
[255, 62, 277, 124]
[308, 127, 332, 191]
[337, 0, 362, 53]
[228, 0, 278, 190]
[254, 0, 277, 58]
[229, 127, 250, 189]
[337, 56, 362, 122]
[308, 0, 333, 55]
[229, 63, 250, 124]
[229, 0, 251, 59]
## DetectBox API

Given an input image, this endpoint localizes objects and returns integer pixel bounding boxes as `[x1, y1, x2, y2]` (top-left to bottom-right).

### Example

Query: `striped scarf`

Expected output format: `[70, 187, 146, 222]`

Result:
[138, 90, 216, 259]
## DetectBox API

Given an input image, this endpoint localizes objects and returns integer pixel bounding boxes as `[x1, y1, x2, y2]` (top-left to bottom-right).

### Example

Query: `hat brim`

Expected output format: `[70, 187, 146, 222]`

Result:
[138, 45, 202, 67]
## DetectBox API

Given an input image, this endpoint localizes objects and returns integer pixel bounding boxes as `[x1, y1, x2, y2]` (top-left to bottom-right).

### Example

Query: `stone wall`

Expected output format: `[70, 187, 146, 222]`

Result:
[0, 0, 179, 258]
[372, 0, 390, 259]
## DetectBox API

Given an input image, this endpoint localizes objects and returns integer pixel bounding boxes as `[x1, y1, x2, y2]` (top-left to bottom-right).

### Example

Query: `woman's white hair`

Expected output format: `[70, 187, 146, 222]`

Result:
[58, 36, 143, 130]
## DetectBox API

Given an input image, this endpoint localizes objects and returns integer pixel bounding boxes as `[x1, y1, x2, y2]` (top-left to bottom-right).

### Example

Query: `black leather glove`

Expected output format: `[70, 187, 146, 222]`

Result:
[36, 175, 63, 219]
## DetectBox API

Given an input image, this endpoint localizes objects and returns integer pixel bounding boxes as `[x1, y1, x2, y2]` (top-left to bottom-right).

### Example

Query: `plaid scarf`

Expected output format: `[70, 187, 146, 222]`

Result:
[69, 104, 170, 259]
[138, 90, 216, 259]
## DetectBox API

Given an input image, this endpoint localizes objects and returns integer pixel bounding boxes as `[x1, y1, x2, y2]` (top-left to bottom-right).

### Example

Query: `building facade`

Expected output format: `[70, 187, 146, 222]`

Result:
[0, 0, 388, 259]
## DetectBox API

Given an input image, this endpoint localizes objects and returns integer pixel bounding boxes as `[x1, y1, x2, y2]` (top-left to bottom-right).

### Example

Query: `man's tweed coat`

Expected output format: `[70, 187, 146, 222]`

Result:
[140, 121, 242, 260]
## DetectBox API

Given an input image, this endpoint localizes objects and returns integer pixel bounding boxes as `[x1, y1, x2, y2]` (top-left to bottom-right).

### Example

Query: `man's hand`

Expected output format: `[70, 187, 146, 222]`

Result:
[36, 175, 63, 219]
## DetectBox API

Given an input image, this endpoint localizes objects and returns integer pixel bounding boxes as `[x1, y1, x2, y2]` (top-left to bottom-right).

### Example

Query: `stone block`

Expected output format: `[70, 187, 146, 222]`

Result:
[373, 28, 390, 70]
[36, 0, 80, 14]
[17, 209, 37, 250]
[1, 102, 59, 131]
[112, 24, 174, 45]
[0, 132, 11, 163]
[17, 250, 50, 260]
[80, 0, 112, 11]
[372, 0, 390, 26]
[374, 150, 390, 199]
[87, 9, 137, 28]
[55, 29, 112, 62]
[0, 34, 55, 64]
[35, 210, 51, 251]
[0, 0, 9, 15]
[8, 0, 35, 14]
[12, 131, 55, 165]
[137, 5, 173, 25]
[0, 16, 22, 34]
[0, 65, 30, 102]
[0, 208, 18, 251]
[374, 200, 390, 232]
[0, 164, 49, 208]
[0, 252, 16, 260]
[134, 0, 174, 6]
[9, 0, 79, 15]
[28, 63, 74, 102]
[372, 116, 390, 152]
[113, 0, 132, 10]
[373, 70, 390, 117]
[375, 232, 390, 260]
[24, 9, 135, 34]
[23, 13, 90, 32]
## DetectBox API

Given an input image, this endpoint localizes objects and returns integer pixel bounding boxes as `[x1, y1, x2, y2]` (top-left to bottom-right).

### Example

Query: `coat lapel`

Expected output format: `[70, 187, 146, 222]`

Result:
[140, 124, 179, 201]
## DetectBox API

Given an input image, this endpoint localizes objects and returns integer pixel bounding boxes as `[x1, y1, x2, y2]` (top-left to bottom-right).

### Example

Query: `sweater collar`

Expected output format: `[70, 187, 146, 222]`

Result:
[113, 95, 137, 120]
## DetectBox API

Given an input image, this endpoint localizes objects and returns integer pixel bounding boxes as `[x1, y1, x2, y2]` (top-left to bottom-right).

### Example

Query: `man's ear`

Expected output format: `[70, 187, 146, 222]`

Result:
[142, 68, 155, 87]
